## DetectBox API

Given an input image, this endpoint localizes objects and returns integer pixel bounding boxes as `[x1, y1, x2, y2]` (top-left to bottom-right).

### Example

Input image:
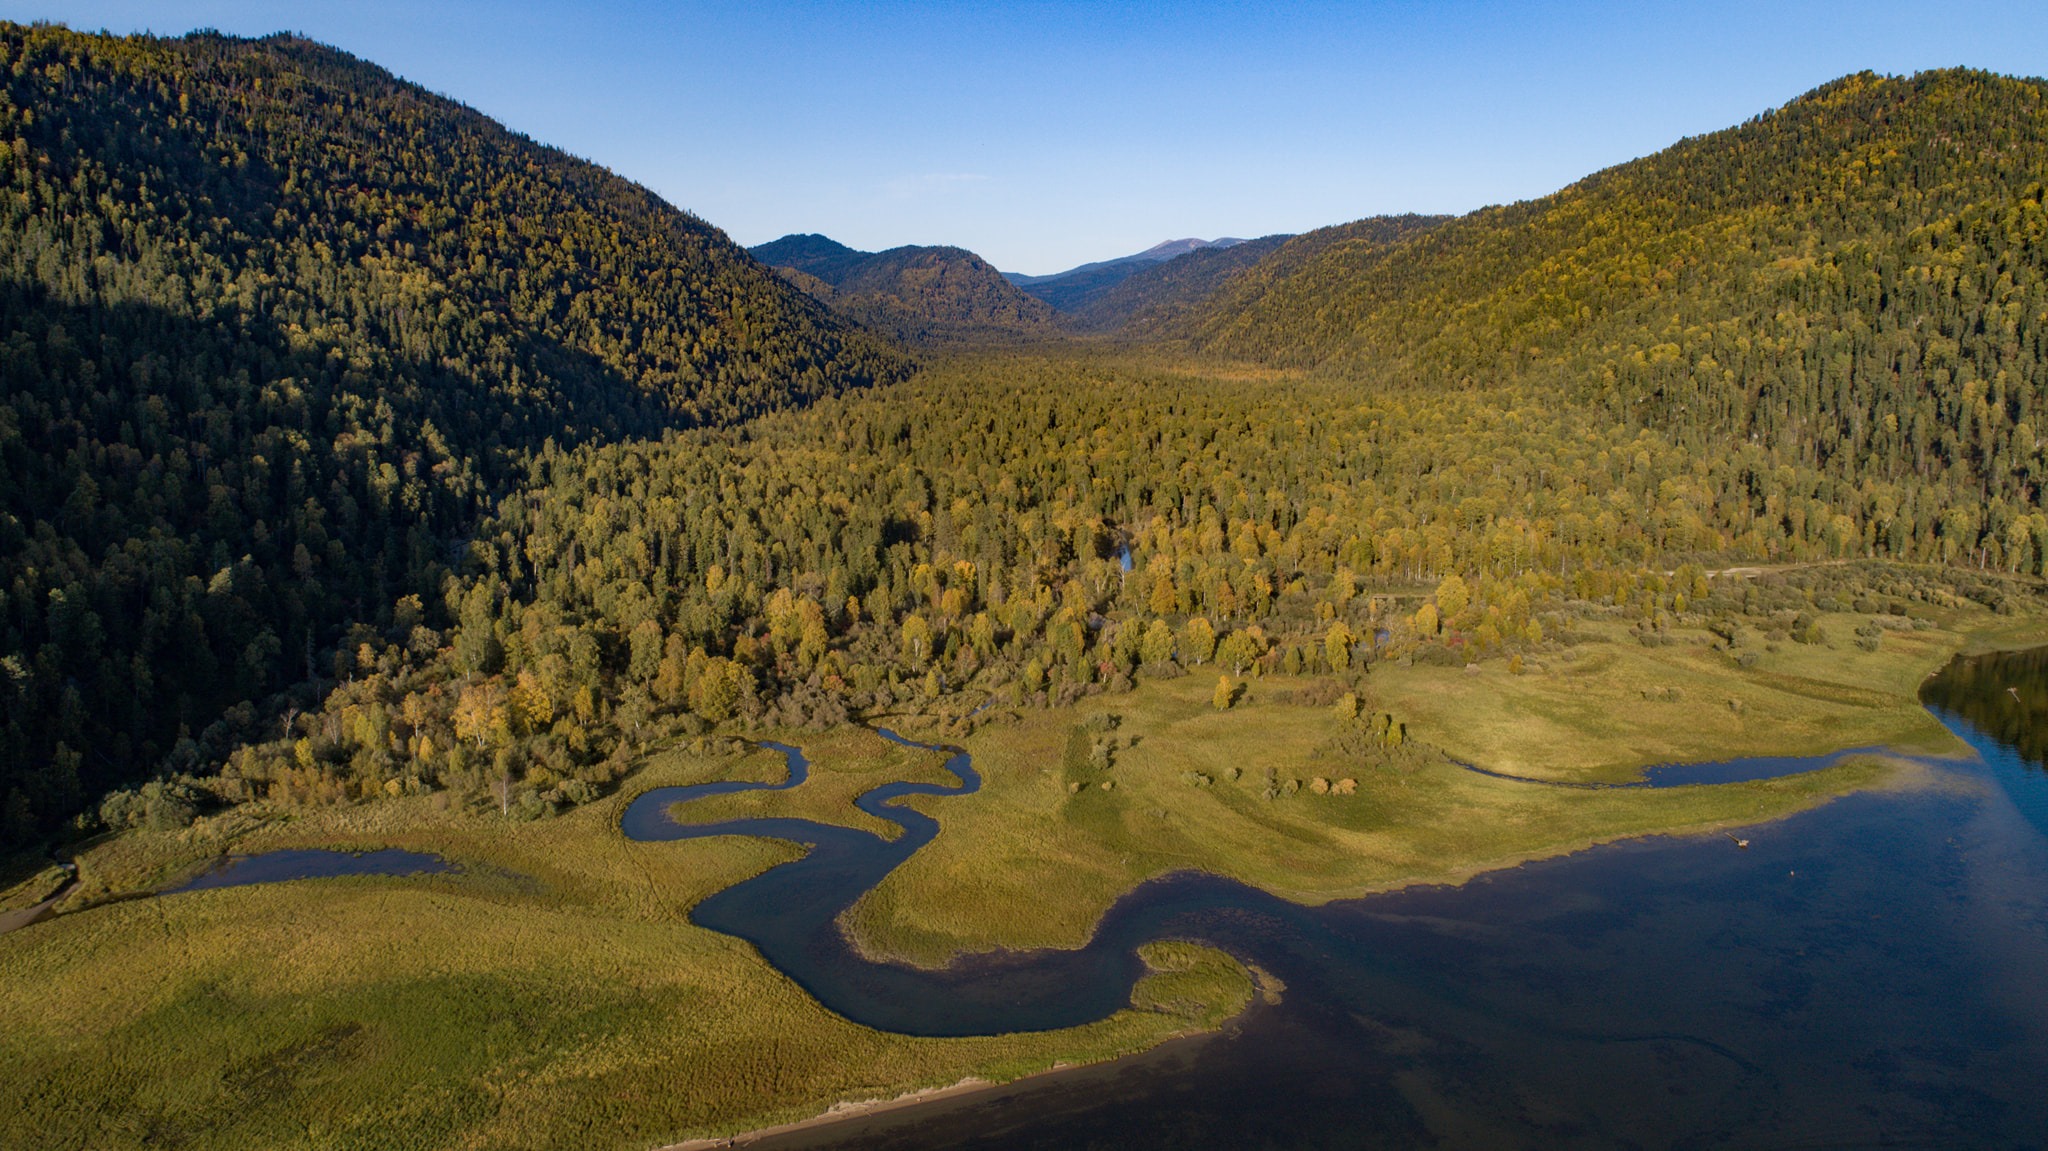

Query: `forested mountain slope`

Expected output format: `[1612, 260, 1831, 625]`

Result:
[1194, 70, 2048, 505]
[1173, 214, 1450, 343]
[752, 234, 1058, 344]
[0, 23, 908, 842]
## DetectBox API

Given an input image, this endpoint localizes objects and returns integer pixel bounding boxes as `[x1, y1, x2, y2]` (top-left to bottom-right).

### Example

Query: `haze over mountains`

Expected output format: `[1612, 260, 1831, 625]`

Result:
[4, 15, 2047, 855]
[1004, 237, 1258, 313]
[749, 231, 1309, 341]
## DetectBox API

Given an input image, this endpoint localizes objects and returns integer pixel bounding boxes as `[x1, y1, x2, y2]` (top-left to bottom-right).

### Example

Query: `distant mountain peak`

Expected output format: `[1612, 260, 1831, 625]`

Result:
[1133, 237, 1246, 261]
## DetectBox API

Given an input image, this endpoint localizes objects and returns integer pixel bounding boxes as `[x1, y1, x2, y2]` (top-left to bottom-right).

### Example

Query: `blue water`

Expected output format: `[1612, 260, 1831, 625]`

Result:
[619, 740, 817, 840]
[145, 651, 2048, 1146]
[626, 733, 1922, 1039]
[622, 731, 1165, 1035]
[1931, 708, 2048, 843]
[1919, 645, 2048, 842]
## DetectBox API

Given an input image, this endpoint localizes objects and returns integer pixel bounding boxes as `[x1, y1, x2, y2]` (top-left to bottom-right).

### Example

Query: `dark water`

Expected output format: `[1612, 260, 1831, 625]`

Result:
[166, 847, 450, 892]
[632, 653, 2048, 1150]
[623, 731, 1161, 1035]
[622, 741, 1894, 1041]
[1922, 646, 2048, 843]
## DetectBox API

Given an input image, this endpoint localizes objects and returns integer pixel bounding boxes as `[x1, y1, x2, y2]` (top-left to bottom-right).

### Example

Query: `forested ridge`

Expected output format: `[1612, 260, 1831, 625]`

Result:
[181, 350, 2042, 826]
[1190, 71, 2048, 507]
[751, 233, 1057, 345]
[1066, 233, 1292, 333]
[1001, 239, 1254, 314]
[0, 23, 908, 842]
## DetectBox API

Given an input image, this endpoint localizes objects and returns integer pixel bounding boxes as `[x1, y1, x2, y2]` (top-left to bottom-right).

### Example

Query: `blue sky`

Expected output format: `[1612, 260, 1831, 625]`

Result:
[6, 1, 2046, 273]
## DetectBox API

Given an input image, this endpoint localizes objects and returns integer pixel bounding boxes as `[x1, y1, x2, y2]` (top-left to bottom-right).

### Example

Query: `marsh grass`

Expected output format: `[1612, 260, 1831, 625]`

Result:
[661, 726, 960, 839]
[0, 735, 1252, 1150]
[1375, 613, 1980, 783]
[0, 863, 68, 913]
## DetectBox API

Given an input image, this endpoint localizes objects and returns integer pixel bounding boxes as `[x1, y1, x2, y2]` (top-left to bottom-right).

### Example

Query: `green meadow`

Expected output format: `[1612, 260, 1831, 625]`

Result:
[0, 743, 1249, 1150]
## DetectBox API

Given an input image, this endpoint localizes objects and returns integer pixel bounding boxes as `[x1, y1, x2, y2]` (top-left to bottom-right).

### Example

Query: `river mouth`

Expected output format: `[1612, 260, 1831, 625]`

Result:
[613, 727, 1920, 1042]
[746, 774, 2048, 1150]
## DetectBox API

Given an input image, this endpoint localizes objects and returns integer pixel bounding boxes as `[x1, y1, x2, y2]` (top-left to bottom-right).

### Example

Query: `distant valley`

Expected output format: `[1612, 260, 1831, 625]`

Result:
[1003, 235, 1260, 313]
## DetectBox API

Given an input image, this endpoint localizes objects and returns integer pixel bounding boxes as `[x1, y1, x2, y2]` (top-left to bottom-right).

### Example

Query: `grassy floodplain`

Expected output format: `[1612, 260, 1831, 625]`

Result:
[0, 739, 1251, 1151]
[0, 602, 2027, 1149]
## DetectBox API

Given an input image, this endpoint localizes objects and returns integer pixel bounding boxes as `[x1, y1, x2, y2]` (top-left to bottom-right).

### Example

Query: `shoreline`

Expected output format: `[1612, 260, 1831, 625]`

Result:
[656, 1074, 1010, 1151]
[654, 1024, 1234, 1151]
[0, 875, 77, 938]
[645, 761, 1926, 1151]
[840, 750, 1928, 970]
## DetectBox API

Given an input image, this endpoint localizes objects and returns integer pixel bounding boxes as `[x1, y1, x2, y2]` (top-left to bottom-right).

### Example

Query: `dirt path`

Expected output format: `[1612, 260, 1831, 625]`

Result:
[0, 873, 78, 938]
[1701, 559, 1854, 580]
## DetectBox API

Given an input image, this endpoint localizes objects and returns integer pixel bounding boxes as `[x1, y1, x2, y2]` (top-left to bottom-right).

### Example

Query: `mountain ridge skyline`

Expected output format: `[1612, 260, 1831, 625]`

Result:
[11, 2, 2042, 272]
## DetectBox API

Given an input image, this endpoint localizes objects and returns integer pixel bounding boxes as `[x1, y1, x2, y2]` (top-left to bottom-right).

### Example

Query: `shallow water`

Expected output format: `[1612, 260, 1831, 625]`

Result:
[167, 847, 450, 892]
[641, 651, 2048, 1149]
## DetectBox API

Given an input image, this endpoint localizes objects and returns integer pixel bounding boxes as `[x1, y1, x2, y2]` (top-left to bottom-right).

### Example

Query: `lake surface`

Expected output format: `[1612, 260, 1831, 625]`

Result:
[630, 651, 2048, 1149]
